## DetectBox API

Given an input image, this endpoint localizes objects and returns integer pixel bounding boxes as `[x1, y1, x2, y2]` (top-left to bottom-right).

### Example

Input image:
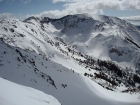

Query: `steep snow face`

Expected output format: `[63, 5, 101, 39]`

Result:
[40, 14, 102, 43]
[0, 78, 61, 105]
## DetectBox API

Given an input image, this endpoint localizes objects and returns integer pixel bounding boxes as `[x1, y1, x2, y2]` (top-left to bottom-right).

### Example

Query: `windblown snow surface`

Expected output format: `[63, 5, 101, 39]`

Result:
[0, 14, 140, 105]
[0, 78, 61, 105]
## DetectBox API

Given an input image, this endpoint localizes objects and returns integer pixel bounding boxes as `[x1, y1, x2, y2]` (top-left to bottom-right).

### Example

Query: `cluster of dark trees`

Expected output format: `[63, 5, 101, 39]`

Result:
[74, 50, 140, 91]
[84, 73, 93, 77]
[109, 48, 122, 56]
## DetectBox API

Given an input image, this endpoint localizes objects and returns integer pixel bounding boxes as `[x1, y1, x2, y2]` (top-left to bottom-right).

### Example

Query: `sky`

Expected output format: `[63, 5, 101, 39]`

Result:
[0, 0, 140, 20]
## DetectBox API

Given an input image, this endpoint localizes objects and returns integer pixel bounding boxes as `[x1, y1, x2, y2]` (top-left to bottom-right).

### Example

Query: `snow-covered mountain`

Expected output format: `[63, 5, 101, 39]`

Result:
[41, 14, 140, 71]
[0, 14, 140, 105]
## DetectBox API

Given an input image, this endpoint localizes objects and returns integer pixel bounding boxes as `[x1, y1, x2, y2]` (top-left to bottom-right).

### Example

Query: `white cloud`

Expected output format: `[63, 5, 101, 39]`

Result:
[20, 0, 32, 4]
[52, 0, 91, 3]
[37, 0, 140, 18]
[21, 10, 66, 20]
[120, 16, 140, 20]
[1, 0, 140, 20]
[120, 15, 140, 25]
[52, 0, 140, 10]
[0, 0, 3, 2]
[0, 13, 14, 21]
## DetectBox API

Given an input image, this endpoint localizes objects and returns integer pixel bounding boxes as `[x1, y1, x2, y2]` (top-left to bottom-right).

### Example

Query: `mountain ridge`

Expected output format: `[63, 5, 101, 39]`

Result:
[0, 14, 140, 105]
[27, 14, 140, 71]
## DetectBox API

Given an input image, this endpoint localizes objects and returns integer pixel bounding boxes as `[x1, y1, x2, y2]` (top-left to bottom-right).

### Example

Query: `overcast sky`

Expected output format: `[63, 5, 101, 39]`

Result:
[0, 0, 140, 20]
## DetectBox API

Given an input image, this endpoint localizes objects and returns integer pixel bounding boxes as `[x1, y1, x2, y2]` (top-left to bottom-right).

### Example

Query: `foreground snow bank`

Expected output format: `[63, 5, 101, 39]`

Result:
[0, 78, 61, 105]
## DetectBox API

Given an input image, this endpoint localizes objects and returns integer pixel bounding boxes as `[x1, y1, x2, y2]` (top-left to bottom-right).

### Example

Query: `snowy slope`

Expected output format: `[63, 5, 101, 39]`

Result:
[0, 14, 140, 105]
[0, 40, 139, 105]
[0, 77, 61, 105]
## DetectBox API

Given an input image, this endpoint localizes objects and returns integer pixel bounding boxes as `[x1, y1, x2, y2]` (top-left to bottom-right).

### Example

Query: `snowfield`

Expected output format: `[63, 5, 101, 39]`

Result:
[0, 14, 140, 105]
